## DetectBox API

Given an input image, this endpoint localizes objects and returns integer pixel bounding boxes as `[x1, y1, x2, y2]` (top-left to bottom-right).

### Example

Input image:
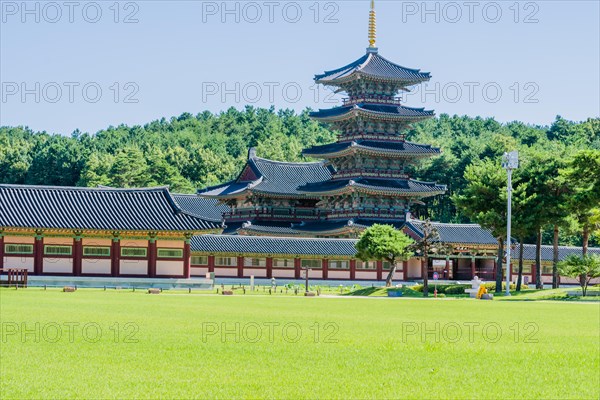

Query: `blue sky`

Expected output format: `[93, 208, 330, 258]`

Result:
[1, 1, 599, 135]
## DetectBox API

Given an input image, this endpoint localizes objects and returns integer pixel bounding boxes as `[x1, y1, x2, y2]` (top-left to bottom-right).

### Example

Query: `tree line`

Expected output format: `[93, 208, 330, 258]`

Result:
[1, 107, 598, 254]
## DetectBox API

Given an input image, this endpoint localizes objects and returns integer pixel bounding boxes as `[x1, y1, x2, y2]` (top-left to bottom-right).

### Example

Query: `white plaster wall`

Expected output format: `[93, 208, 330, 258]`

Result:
[406, 259, 422, 279]
[156, 240, 184, 249]
[272, 269, 295, 278]
[82, 259, 111, 275]
[82, 238, 112, 246]
[44, 237, 73, 245]
[120, 260, 148, 275]
[156, 260, 183, 276]
[308, 269, 322, 279]
[3, 256, 34, 272]
[328, 270, 350, 279]
[214, 267, 238, 277]
[355, 271, 377, 280]
[245, 268, 267, 277]
[3, 236, 34, 244]
[191, 267, 209, 277]
[43, 258, 73, 273]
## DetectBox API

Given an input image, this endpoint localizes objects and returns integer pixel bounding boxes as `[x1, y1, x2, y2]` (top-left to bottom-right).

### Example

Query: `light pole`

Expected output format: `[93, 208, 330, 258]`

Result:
[502, 151, 519, 297]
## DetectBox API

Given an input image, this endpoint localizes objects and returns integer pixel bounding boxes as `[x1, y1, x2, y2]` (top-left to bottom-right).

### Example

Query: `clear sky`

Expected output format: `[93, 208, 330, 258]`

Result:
[1, 0, 599, 135]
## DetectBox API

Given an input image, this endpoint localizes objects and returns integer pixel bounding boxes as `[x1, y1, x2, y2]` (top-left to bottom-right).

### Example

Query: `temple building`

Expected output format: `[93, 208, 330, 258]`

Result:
[0, 185, 220, 278]
[1, 1, 597, 285]
[199, 1, 446, 237]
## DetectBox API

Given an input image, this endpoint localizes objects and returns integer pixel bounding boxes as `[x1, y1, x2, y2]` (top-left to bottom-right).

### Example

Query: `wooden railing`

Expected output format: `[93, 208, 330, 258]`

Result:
[0, 268, 28, 288]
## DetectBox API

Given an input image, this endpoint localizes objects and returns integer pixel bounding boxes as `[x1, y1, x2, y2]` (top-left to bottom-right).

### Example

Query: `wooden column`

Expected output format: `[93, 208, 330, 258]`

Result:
[349, 259, 356, 280]
[73, 236, 82, 276]
[266, 257, 273, 278]
[208, 255, 215, 273]
[402, 260, 408, 280]
[531, 263, 537, 285]
[111, 235, 120, 277]
[237, 256, 244, 278]
[34, 233, 43, 275]
[420, 258, 426, 279]
[470, 257, 476, 278]
[493, 260, 497, 280]
[294, 258, 301, 279]
[376, 260, 383, 281]
[322, 259, 329, 280]
[445, 258, 450, 280]
[183, 240, 191, 279]
[148, 238, 157, 278]
[0, 234, 4, 270]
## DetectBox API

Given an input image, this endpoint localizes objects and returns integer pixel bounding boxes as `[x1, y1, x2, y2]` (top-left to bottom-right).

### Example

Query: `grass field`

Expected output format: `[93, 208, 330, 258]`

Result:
[1, 289, 599, 399]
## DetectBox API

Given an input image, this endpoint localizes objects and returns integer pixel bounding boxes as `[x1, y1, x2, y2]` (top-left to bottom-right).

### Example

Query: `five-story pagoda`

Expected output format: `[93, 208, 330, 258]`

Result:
[200, 1, 446, 238]
[298, 0, 446, 232]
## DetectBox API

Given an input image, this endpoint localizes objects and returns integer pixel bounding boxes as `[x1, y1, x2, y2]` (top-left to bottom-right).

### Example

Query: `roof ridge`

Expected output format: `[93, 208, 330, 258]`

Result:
[253, 156, 326, 166]
[201, 234, 358, 242]
[370, 53, 427, 75]
[0, 184, 169, 192]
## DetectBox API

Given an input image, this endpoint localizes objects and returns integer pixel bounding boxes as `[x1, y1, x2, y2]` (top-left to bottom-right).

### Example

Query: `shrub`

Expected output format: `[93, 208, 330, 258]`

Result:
[445, 285, 466, 295]
[484, 282, 529, 291]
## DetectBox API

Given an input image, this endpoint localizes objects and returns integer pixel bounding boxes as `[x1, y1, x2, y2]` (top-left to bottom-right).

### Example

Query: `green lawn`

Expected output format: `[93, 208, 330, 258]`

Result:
[1, 289, 598, 399]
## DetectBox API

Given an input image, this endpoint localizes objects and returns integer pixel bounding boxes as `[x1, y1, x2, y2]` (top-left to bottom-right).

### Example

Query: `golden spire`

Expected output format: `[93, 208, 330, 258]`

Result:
[368, 0, 377, 49]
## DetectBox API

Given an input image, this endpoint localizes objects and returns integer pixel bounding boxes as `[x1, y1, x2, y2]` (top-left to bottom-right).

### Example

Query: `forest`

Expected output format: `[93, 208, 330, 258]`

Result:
[1, 106, 598, 247]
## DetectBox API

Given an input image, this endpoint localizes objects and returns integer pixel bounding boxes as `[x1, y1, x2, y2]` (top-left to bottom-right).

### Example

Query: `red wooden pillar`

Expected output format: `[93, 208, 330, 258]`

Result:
[237, 256, 244, 278]
[402, 260, 408, 280]
[493, 260, 497, 280]
[445, 258, 450, 280]
[111, 235, 120, 277]
[266, 257, 273, 278]
[531, 264, 537, 284]
[0, 234, 4, 270]
[350, 259, 356, 280]
[208, 255, 215, 273]
[34, 233, 43, 275]
[73, 236, 82, 276]
[148, 238, 157, 278]
[294, 258, 301, 279]
[183, 240, 191, 279]
[470, 257, 476, 278]
[508, 262, 513, 282]
[376, 260, 383, 281]
[322, 259, 328, 280]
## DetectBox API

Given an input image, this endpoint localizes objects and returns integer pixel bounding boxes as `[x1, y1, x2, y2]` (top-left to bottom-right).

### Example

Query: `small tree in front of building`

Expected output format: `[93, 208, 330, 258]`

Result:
[355, 224, 414, 287]
[557, 254, 600, 297]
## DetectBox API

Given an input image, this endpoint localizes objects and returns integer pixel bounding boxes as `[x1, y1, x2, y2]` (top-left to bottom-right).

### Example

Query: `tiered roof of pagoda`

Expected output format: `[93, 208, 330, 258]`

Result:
[314, 52, 430, 87]
[303, 140, 440, 159]
[310, 103, 434, 123]
[299, 177, 446, 197]
[199, 148, 332, 199]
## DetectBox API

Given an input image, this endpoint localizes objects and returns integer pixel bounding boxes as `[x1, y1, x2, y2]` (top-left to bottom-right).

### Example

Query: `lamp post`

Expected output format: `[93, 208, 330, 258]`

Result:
[502, 151, 519, 296]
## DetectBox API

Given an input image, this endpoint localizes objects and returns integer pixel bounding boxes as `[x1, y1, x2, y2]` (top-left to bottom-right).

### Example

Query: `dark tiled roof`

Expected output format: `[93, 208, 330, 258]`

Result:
[191, 234, 358, 256]
[299, 178, 446, 195]
[294, 219, 404, 233]
[515, 244, 600, 262]
[0, 185, 220, 232]
[199, 149, 332, 198]
[239, 221, 300, 235]
[310, 104, 434, 120]
[403, 219, 497, 245]
[315, 52, 430, 85]
[172, 194, 228, 222]
[303, 140, 440, 157]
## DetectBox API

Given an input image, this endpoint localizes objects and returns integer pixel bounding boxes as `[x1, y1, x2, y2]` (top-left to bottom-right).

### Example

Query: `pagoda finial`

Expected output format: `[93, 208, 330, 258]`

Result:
[367, 0, 377, 52]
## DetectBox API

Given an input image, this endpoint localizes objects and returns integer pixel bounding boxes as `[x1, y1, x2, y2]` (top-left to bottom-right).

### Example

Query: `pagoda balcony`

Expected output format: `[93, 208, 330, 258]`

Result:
[325, 208, 406, 220]
[224, 207, 321, 221]
[342, 96, 403, 106]
[333, 169, 409, 179]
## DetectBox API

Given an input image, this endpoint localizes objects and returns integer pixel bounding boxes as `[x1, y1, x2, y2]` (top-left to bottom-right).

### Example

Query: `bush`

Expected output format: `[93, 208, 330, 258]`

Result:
[412, 283, 470, 294]
[484, 282, 529, 291]
[445, 285, 466, 295]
